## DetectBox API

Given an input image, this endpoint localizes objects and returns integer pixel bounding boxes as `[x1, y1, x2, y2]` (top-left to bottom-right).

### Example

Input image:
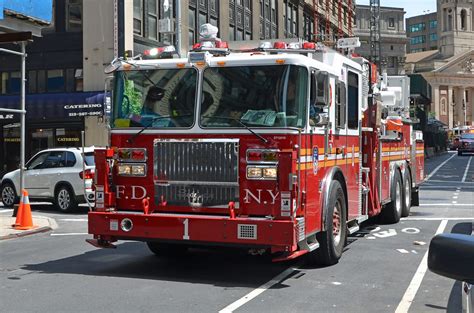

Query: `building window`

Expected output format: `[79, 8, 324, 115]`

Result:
[28, 71, 37, 93]
[47, 70, 65, 93]
[409, 22, 425, 33]
[189, 0, 219, 44]
[460, 9, 467, 30]
[148, 0, 158, 40]
[229, 0, 252, 41]
[66, 0, 82, 32]
[388, 18, 395, 28]
[429, 33, 438, 41]
[284, 0, 298, 38]
[303, 11, 314, 41]
[260, 0, 277, 39]
[429, 20, 437, 29]
[134, 0, 143, 35]
[410, 35, 426, 45]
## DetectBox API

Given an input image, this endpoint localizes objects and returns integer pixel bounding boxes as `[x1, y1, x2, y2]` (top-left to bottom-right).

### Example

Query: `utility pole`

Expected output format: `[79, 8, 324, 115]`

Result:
[175, 0, 182, 57]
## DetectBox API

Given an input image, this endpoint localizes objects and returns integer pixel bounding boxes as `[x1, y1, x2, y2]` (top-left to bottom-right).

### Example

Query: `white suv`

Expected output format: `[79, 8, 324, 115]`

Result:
[0, 147, 96, 212]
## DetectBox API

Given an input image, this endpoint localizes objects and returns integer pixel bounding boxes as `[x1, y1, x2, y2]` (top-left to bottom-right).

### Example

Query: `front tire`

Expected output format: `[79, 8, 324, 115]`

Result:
[309, 180, 347, 266]
[54, 186, 77, 212]
[381, 170, 403, 224]
[401, 169, 411, 217]
[0, 182, 17, 208]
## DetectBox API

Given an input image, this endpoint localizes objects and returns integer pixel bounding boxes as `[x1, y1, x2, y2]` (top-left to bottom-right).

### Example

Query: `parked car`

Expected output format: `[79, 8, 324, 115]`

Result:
[0, 147, 96, 212]
[458, 133, 474, 156]
[428, 222, 474, 313]
[449, 136, 461, 150]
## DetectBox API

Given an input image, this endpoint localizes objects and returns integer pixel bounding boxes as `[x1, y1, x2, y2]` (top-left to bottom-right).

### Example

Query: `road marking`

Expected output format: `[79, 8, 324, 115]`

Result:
[50, 233, 88, 236]
[422, 180, 474, 184]
[397, 249, 409, 254]
[0, 209, 13, 213]
[462, 156, 473, 182]
[452, 201, 458, 204]
[452, 196, 458, 199]
[401, 228, 420, 234]
[425, 154, 456, 181]
[419, 203, 473, 206]
[59, 218, 88, 222]
[219, 266, 297, 313]
[394, 220, 448, 313]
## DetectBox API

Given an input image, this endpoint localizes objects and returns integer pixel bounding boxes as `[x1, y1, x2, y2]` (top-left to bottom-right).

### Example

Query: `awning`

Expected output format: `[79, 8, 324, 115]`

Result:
[0, 92, 105, 123]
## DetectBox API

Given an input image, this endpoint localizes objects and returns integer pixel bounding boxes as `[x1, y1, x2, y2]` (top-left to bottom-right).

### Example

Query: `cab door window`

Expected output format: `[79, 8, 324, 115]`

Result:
[347, 72, 359, 129]
[335, 81, 346, 129]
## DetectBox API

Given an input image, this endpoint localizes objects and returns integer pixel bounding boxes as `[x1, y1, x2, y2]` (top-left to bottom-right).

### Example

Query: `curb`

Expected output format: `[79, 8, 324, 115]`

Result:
[0, 226, 52, 240]
[0, 216, 58, 241]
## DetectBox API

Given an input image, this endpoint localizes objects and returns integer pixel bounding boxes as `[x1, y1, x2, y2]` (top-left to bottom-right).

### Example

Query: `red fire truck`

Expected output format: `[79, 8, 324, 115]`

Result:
[87, 32, 424, 265]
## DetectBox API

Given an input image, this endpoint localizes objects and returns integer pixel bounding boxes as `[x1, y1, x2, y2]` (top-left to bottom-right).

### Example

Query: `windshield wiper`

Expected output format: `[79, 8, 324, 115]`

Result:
[127, 114, 192, 143]
[201, 115, 268, 144]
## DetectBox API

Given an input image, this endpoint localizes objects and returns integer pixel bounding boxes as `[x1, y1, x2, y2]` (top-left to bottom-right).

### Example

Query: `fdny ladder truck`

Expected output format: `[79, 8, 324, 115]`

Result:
[87, 27, 424, 265]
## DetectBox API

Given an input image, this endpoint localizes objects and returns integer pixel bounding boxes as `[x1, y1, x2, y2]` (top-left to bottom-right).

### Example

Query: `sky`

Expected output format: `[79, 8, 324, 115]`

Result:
[356, 0, 437, 18]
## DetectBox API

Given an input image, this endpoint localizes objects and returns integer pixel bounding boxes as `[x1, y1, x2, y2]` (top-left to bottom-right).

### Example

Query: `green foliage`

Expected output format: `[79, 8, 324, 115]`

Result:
[124, 80, 143, 115]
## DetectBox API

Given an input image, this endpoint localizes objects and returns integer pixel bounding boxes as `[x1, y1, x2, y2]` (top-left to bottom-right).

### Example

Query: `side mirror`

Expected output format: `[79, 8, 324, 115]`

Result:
[428, 231, 474, 284]
[313, 112, 330, 127]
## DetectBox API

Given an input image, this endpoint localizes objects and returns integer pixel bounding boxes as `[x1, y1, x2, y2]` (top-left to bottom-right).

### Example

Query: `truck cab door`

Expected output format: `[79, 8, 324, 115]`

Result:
[346, 71, 361, 221]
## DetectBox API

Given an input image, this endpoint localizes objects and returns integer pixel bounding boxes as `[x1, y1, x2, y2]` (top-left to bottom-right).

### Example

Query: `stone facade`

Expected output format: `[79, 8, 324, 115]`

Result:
[354, 5, 408, 75]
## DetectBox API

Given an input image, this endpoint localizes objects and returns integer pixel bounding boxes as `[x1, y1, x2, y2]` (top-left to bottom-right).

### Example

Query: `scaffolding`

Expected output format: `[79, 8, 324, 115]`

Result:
[369, 0, 381, 73]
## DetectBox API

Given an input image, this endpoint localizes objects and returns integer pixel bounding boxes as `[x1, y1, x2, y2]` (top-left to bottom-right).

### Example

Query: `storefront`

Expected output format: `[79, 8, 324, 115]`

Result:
[0, 92, 104, 176]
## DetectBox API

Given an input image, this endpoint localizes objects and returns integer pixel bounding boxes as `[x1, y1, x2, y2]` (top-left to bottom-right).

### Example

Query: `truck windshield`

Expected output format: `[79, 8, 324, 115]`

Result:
[200, 65, 308, 128]
[111, 68, 198, 128]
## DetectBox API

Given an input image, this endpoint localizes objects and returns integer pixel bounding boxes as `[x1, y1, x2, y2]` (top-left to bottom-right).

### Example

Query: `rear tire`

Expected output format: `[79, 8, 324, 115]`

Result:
[401, 169, 411, 217]
[309, 180, 347, 266]
[54, 186, 77, 212]
[0, 182, 17, 208]
[381, 170, 402, 224]
[146, 242, 188, 256]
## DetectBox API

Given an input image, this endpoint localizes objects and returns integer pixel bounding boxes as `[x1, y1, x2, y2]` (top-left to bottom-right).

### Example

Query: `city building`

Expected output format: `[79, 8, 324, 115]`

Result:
[354, 5, 408, 75]
[405, 0, 474, 129]
[406, 12, 438, 53]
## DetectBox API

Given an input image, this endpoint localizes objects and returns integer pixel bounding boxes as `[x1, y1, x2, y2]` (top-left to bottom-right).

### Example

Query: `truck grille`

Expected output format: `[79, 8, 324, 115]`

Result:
[154, 139, 239, 208]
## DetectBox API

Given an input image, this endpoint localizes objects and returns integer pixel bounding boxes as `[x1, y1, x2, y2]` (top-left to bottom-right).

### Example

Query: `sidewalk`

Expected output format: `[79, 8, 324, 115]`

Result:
[0, 209, 58, 240]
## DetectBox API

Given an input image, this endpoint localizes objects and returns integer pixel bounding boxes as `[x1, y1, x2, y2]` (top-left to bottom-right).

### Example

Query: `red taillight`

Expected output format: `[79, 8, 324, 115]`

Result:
[247, 151, 262, 162]
[79, 169, 95, 180]
[273, 42, 287, 49]
[131, 149, 145, 161]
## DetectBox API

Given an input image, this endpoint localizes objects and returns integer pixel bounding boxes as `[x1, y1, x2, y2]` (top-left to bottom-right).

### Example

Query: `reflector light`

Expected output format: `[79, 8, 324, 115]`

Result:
[247, 150, 262, 162]
[259, 41, 272, 49]
[263, 167, 277, 179]
[201, 41, 214, 48]
[246, 149, 279, 164]
[275, 59, 286, 64]
[303, 42, 316, 49]
[273, 42, 287, 49]
[192, 43, 202, 50]
[215, 41, 228, 48]
[247, 167, 263, 179]
[131, 149, 145, 161]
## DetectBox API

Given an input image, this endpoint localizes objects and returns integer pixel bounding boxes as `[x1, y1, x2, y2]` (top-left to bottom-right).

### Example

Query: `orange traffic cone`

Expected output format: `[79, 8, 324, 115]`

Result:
[14, 190, 36, 230]
[11, 191, 25, 227]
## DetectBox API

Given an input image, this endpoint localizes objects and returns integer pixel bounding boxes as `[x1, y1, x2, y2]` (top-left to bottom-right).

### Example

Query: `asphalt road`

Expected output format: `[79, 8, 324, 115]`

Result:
[1, 151, 473, 313]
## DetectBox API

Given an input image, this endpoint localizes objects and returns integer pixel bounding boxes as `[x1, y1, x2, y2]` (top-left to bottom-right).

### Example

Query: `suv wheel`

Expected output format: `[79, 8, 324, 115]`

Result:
[55, 186, 77, 212]
[1, 183, 17, 208]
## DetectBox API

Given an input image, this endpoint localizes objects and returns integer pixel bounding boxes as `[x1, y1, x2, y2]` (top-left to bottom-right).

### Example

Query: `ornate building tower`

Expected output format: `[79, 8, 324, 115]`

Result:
[438, 0, 474, 58]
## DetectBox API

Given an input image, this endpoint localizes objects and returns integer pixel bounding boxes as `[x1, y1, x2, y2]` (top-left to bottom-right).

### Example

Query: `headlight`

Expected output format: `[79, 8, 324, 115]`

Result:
[247, 167, 262, 179]
[117, 163, 146, 176]
[118, 164, 132, 175]
[263, 167, 277, 179]
[246, 166, 277, 180]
